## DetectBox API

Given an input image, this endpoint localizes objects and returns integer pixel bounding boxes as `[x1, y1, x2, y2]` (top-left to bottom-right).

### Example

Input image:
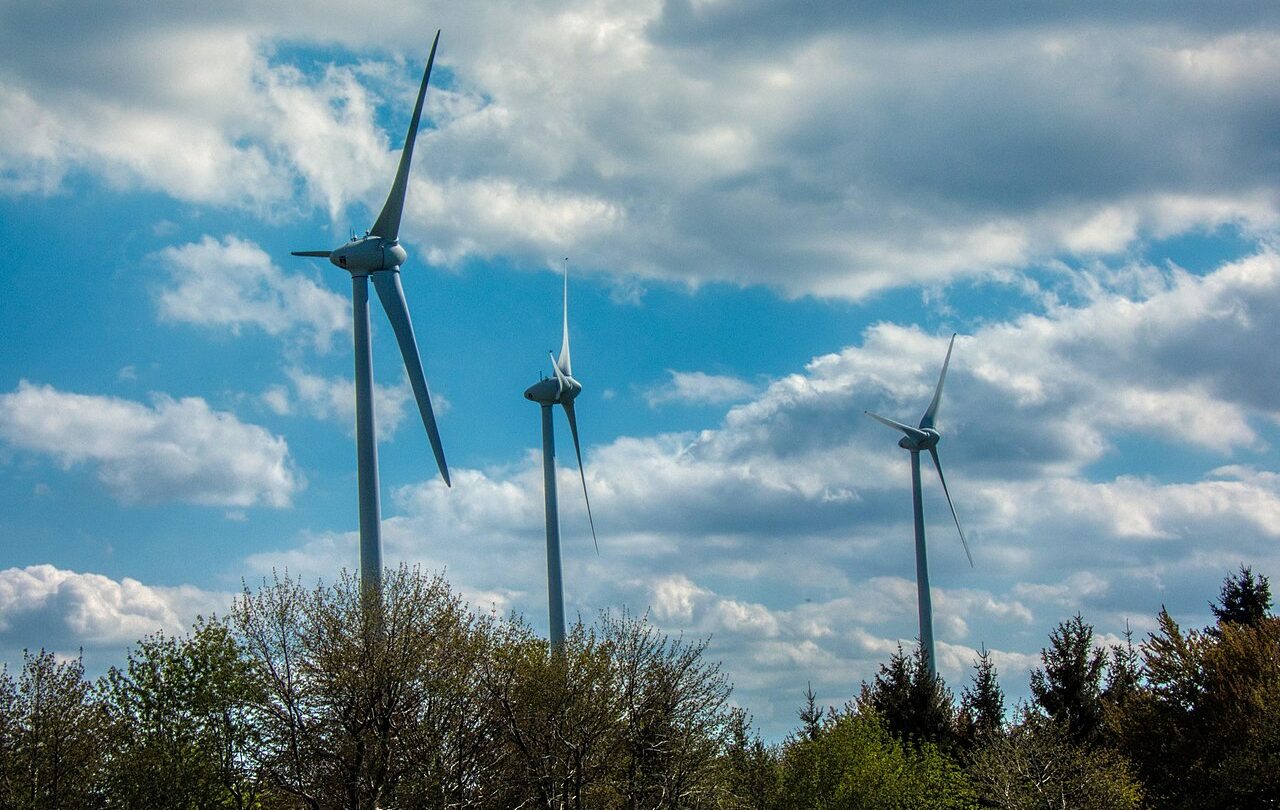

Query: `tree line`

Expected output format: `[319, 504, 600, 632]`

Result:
[0, 564, 1275, 808]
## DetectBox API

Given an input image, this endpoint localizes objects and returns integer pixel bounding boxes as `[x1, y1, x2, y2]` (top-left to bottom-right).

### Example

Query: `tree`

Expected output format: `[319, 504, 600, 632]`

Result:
[1113, 608, 1280, 808]
[481, 619, 622, 808]
[717, 708, 777, 810]
[959, 646, 1005, 745]
[797, 682, 824, 743]
[1029, 614, 1106, 744]
[1210, 564, 1272, 630]
[968, 711, 1143, 809]
[100, 618, 269, 809]
[232, 566, 496, 809]
[777, 708, 976, 809]
[857, 642, 957, 747]
[604, 610, 732, 809]
[0, 650, 107, 809]
[0, 663, 18, 803]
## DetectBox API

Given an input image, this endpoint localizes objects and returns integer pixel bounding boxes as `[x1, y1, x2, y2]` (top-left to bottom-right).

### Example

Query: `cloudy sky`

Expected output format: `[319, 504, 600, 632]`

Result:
[2, 0, 1279, 738]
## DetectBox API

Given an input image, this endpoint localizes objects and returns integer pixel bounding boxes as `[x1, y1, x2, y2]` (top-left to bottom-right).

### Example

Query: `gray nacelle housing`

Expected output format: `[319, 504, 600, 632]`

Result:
[330, 237, 408, 275]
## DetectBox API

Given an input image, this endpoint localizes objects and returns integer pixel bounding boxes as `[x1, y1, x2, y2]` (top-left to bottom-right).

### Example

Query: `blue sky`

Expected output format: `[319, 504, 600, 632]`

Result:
[2, 1, 1279, 739]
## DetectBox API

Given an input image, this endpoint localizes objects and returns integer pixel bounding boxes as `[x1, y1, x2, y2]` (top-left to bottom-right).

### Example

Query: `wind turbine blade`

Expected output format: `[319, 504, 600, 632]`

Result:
[920, 333, 956, 430]
[291, 250, 332, 257]
[928, 447, 972, 567]
[371, 270, 450, 486]
[370, 30, 440, 241]
[560, 399, 598, 554]
[865, 411, 929, 443]
[557, 259, 572, 376]
[549, 351, 568, 398]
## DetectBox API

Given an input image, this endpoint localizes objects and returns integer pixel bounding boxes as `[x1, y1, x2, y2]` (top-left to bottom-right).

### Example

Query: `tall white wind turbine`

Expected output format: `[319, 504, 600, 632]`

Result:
[866, 334, 972, 679]
[291, 31, 449, 594]
[524, 262, 598, 649]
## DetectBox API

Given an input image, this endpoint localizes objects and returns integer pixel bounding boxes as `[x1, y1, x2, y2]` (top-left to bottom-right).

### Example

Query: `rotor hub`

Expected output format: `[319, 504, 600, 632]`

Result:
[899, 429, 940, 452]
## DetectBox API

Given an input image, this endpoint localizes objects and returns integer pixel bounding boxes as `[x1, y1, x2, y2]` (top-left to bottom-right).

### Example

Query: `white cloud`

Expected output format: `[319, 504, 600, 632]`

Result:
[0, 565, 229, 652]
[3, 5, 1278, 297]
[283, 366, 411, 438]
[646, 370, 758, 407]
[155, 235, 348, 352]
[241, 248, 1280, 736]
[649, 574, 709, 622]
[0, 382, 301, 508]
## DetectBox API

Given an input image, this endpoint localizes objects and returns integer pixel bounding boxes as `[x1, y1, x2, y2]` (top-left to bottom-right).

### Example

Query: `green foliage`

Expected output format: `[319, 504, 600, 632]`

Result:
[777, 708, 977, 809]
[7, 562, 1279, 809]
[1113, 608, 1280, 808]
[1210, 564, 1272, 630]
[717, 708, 778, 810]
[0, 650, 106, 809]
[959, 646, 1005, 746]
[100, 617, 266, 808]
[968, 711, 1143, 810]
[232, 566, 498, 809]
[1029, 613, 1106, 744]
[857, 643, 958, 749]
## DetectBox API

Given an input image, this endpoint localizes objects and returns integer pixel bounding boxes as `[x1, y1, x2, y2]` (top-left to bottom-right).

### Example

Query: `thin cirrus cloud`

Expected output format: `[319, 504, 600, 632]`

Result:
[645, 370, 758, 407]
[0, 381, 301, 509]
[2, 3, 1278, 297]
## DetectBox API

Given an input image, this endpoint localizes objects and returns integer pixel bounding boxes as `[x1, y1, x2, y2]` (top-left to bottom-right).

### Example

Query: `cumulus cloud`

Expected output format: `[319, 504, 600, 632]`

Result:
[155, 235, 348, 352]
[0, 565, 229, 654]
[3, 3, 1278, 297]
[0, 382, 301, 508]
[240, 249, 1280, 736]
[272, 367, 412, 438]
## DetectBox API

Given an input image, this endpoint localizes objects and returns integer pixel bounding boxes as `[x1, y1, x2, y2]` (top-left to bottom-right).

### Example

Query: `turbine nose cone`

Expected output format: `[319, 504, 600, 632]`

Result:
[561, 376, 583, 400]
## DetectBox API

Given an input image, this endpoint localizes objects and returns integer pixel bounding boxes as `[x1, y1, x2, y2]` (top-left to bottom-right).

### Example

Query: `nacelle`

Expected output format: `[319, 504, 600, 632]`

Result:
[329, 237, 407, 275]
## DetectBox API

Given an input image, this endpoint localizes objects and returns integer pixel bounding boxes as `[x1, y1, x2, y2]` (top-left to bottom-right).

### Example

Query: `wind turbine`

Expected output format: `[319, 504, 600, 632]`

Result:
[523, 261, 598, 649]
[291, 31, 449, 594]
[865, 333, 972, 679]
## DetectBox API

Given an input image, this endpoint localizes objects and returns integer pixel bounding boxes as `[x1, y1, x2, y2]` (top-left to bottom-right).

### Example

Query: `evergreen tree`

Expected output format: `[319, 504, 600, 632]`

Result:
[960, 646, 1005, 741]
[797, 682, 825, 742]
[1103, 623, 1141, 705]
[858, 642, 957, 747]
[1030, 613, 1106, 744]
[1112, 608, 1280, 809]
[1210, 564, 1271, 630]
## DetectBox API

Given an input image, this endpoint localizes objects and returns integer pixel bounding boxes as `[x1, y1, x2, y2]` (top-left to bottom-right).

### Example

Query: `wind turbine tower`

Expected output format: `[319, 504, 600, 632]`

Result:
[524, 262, 598, 649]
[866, 334, 972, 678]
[291, 31, 450, 593]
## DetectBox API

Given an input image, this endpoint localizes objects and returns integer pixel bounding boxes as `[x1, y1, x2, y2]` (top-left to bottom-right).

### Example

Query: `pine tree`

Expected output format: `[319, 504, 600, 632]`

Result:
[961, 645, 1005, 740]
[1210, 564, 1271, 630]
[1030, 613, 1106, 744]
[1103, 623, 1141, 705]
[798, 681, 825, 742]
[858, 643, 957, 747]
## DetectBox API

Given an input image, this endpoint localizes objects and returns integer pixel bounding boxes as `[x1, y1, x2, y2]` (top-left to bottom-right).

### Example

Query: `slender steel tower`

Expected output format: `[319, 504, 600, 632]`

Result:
[866, 334, 972, 678]
[292, 32, 450, 593]
[524, 265, 597, 647]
